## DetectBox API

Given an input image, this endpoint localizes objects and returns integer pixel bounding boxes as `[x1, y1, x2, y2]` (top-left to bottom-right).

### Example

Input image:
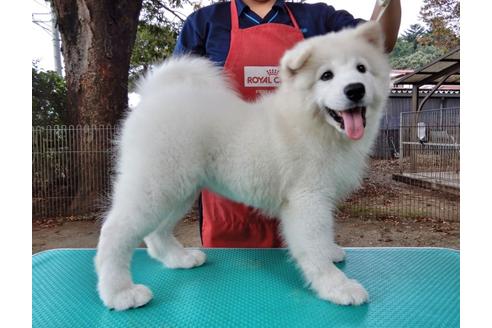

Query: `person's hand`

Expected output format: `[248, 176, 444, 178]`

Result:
[372, 0, 401, 52]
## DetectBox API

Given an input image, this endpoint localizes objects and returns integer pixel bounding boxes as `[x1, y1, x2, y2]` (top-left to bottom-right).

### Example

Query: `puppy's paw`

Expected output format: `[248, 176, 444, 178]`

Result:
[164, 249, 207, 269]
[101, 284, 153, 311]
[329, 244, 346, 263]
[317, 278, 368, 306]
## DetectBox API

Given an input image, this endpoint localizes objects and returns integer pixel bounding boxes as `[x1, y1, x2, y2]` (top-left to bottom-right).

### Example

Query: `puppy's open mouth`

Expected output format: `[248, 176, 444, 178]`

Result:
[326, 107, 367, 140]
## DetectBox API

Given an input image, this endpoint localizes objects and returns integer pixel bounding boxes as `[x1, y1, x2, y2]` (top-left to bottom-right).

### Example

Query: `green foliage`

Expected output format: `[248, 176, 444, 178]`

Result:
[390, 40, 446, 70]
[129, 22, 179, 89]
[419, 0, 460, 51]
[390, 38, 413, 59]
[420, 0, 460, 36]
[390, 20, 448, 70]
[129, 0, 188, 89]
[141, 0, 189, 24]
[32, 62, 68, 126]
[389, 1, 460, 69]
[390, 25, 443, 70]
[402, 24, 425, 50]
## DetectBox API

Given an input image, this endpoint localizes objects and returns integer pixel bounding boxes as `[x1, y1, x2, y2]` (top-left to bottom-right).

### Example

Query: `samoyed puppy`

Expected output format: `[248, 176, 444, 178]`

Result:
[95, 21, 390, 310]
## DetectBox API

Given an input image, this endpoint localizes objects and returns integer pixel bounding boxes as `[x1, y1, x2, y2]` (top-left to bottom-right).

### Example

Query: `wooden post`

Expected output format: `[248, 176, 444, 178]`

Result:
[410, 85, 419, 172]
[412, 84, 419, 112]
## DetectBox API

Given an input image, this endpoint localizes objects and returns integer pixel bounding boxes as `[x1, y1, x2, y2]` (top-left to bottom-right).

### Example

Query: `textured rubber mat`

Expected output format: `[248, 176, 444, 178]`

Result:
[32, 248, 459, 327]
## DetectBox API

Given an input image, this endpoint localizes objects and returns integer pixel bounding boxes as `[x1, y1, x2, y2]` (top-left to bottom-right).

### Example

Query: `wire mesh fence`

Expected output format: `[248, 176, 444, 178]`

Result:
[341, 107, 459, 222]
[32, 110, 459, 222]
[32, 125, 118, 219]
[399, 108, 460, 188]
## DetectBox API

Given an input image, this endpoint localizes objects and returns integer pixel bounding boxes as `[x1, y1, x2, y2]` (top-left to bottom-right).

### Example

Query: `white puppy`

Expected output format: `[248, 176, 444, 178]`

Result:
[95, 22, 390, 311]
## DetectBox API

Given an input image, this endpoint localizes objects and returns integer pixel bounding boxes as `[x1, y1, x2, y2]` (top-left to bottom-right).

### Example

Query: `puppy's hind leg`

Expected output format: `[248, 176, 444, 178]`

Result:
[145, 196, 206, 269]
[95, 201, 160, 311]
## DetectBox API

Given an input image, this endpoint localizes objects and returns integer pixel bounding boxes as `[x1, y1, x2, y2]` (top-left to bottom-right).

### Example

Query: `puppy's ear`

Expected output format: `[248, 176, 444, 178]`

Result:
[280, 42, 312, 78]
[355, 21, 385, 51]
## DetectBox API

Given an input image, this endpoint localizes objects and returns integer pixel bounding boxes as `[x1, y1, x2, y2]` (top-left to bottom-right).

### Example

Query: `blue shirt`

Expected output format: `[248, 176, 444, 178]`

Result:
[173, 0, 363, 66]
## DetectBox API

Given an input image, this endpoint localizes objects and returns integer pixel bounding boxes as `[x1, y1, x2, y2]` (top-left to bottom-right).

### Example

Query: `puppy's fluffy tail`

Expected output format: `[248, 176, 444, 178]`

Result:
[136, 56, 232, 98]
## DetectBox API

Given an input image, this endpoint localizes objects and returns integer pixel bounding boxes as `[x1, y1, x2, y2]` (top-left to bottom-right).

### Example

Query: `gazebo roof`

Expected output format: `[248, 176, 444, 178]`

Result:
[393, 48, 460, 86]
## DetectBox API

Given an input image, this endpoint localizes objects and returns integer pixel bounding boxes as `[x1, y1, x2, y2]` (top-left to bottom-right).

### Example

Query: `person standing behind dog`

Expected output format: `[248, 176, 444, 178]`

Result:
[173, 0, 401, 248]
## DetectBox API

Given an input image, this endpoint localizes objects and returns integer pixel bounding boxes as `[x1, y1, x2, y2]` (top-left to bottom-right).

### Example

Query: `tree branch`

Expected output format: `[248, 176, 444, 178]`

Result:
[161, 3, 186, 23]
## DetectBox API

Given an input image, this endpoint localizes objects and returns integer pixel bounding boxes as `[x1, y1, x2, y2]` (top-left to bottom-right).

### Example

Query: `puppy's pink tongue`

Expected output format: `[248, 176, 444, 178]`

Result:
[341, 110, 364, 140]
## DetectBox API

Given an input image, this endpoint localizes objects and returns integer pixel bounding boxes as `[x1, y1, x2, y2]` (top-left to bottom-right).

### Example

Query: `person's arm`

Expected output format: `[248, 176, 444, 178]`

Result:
[370, 0, 401, 52]
[173, 12, 205, 57]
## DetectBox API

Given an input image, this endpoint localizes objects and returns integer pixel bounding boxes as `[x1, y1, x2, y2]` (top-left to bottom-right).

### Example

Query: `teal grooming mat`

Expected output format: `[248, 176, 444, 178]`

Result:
[32, 248, 459, 327]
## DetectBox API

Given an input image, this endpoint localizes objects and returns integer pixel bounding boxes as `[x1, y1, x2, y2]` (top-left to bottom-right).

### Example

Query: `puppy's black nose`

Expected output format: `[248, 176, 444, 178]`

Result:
[344, 83, 365, 102]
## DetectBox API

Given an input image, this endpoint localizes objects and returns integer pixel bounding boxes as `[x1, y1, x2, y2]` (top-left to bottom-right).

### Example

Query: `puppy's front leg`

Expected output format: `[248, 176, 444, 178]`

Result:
[280, 195, 368, 305]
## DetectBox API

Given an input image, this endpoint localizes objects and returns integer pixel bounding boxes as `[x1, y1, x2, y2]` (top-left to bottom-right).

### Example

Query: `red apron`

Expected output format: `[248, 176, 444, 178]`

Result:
[201, 0, 304, 247]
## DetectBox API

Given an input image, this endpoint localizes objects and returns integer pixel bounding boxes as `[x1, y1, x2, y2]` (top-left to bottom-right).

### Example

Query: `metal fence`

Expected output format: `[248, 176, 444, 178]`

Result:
[391, 108, 460, 221]
[33, 115, 459, 222]
[399, 108, 460, 177]
[32, 125, 118, 219]
[341, 107, 459, 222]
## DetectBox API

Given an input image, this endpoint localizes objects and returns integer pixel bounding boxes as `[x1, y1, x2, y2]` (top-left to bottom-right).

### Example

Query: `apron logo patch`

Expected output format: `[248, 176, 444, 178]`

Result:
[244, 66, 280, 88]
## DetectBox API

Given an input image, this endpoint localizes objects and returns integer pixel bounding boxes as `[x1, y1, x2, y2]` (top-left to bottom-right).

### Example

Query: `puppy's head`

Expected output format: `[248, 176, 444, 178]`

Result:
[280, 22, 390, 140]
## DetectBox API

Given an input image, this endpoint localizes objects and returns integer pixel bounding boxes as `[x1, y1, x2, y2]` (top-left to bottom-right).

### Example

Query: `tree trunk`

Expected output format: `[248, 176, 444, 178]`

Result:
[52, 0, 143, 125]
[51, 0, 143, 215]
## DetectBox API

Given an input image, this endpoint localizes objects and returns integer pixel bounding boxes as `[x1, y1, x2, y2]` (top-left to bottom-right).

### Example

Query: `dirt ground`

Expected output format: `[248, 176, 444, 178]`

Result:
[32, 159, 459, 254]
[32, 208, 459, 254]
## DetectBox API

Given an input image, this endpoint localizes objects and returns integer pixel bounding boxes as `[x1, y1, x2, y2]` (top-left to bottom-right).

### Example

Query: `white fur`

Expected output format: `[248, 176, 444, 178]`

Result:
[95, 22, 390, 310]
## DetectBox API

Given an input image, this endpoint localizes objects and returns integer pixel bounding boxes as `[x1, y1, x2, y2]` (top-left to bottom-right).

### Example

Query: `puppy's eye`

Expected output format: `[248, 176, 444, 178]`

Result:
[357, 64, 366, 73]
[320, 71, 334, 81]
